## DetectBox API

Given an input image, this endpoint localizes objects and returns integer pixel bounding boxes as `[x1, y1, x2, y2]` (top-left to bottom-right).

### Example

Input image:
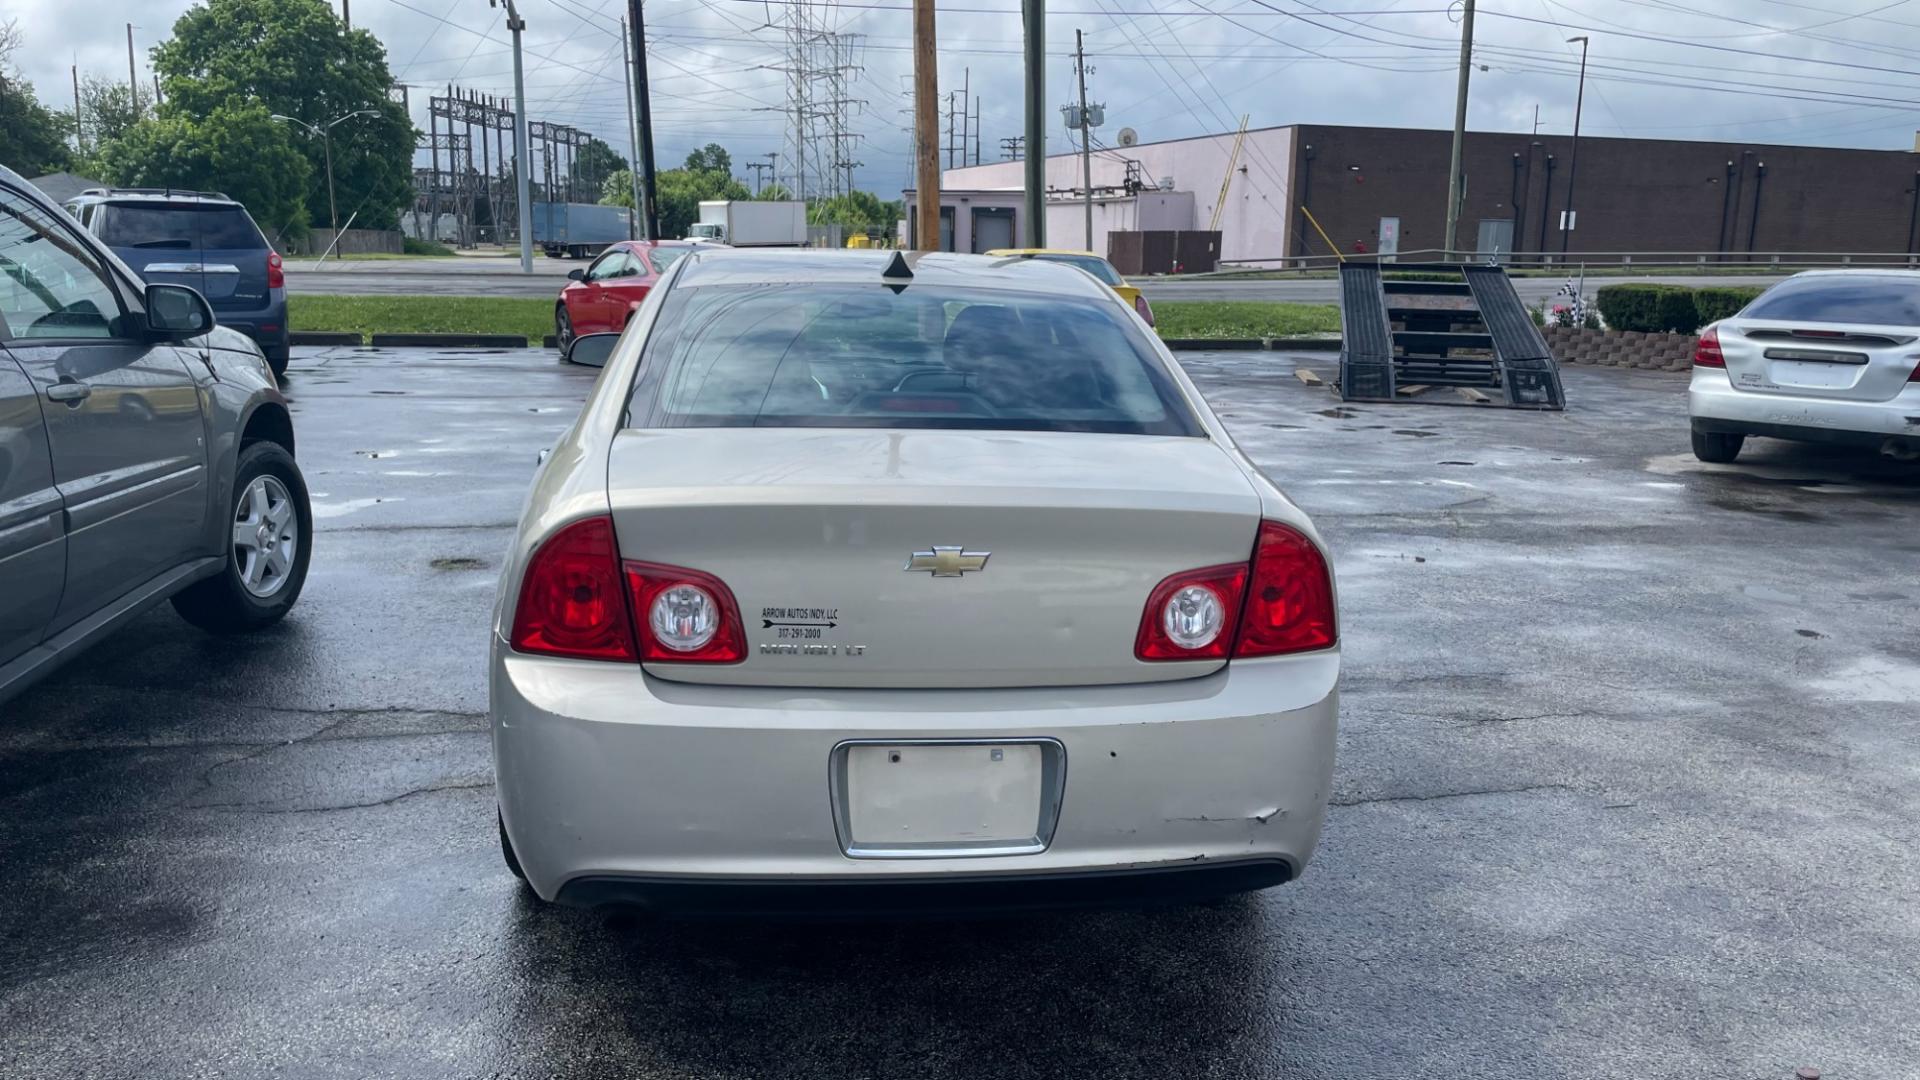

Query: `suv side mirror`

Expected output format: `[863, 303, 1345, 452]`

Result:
[145, 283, 214, 340]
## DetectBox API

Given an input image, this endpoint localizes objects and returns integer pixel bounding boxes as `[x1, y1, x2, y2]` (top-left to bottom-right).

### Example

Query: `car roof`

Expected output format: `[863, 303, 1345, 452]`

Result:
[674, 249, 1114, 299]
[985, 248, 1104, 259]
[1786, 268, 1920, 280]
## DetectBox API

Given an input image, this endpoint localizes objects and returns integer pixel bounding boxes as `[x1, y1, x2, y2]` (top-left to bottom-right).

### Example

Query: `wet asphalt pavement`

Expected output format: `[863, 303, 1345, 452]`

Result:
[3, 348, 1918, 1079]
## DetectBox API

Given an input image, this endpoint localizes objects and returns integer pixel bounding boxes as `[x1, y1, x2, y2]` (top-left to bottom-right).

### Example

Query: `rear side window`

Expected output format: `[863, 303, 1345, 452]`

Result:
[97, 204, 265, 250]
[629, 284, 1199, 436]
[1744, 277, 1920, 327]
[1023, 253, 1123, 286]
[644, 247, 688, 274]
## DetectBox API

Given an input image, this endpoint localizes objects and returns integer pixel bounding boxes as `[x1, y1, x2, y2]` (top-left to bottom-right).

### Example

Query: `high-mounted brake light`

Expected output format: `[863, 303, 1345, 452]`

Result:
[267, 250, 284, 290]
[508, 517, 636, 661]
[1693, 326, 1725, 368]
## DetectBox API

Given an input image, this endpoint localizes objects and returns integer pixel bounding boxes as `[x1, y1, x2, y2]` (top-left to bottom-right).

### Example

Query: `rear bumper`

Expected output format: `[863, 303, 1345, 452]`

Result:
[555, 859, 1292, 915]
[1689, 367, 1920, 445]
[491, 645, 1339, 907]
[213, 292, 290, 354]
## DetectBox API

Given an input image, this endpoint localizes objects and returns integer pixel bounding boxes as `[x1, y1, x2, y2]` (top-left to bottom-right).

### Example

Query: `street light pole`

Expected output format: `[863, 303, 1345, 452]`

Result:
[493, 0, 535, 272]
[272, 110, 376, 241]
[1022, 0, 1044, 246]
[1442, 0, 1475, 260]
[1560, 35, 1589, 256]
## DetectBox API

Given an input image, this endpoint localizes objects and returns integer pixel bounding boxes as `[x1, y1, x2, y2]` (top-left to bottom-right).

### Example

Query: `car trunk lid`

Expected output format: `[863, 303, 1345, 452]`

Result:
[606, 428, 1262, 689]
[1718, 320, 1920, 402]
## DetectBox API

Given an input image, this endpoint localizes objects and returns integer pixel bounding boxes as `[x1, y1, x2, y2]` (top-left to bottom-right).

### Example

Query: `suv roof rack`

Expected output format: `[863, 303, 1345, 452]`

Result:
[78, 186, 233, 201]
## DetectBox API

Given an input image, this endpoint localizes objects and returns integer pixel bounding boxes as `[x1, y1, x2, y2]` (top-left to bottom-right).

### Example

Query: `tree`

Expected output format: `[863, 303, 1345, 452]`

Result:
[97, 103, 312, 240]
[153, 0, 415, 229]
[602, 166, 748, 239]
[756, 183, 794, 202]
[0, 20, 72, 176]
[574, 138, 627, 193]
[683, 144, 731, 175]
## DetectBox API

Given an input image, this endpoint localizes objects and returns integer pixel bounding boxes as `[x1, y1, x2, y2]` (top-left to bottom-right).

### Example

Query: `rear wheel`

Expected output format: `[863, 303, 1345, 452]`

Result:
[554, 304, 574, 350]
[172, 441, 312, 632]
[1691, 428, 1745, 464]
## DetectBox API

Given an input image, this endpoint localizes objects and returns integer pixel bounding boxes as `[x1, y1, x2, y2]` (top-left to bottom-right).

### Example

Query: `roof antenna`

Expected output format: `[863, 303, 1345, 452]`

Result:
[882, 250, 914, 292]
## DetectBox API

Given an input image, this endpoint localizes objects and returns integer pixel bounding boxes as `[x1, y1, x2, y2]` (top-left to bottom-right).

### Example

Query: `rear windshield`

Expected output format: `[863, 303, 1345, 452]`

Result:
[1743, 276, 1920, 327]
[645, 247, 689, 274]
[98, 203, 265, 250]
[1020, 253, 1123, 286]
[627, 283, 1199, 436]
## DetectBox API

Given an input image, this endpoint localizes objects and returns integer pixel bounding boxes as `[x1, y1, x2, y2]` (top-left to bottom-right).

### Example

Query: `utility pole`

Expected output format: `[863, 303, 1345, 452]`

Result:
[1561, 35, 1589, 256]
[126, 25, 140, 121]
[913, 0, 940, 250]
[946, 92, 956, 169]
[1442, 0, 1474, 259]
[1001, 136, 1023, 161]
[748, 159, 774, 193]
[72, 65, 84, 153]
[627, 0, 659, 241]
[619, 17, 642, 239]
[1074, 29, 1093, 252]
[492, 0, 533, 271]
[342, 0, 351, 29]
[1022, 0, 1044, 246]
[960, 68, 969, 170]
[973, 95, 981, 166]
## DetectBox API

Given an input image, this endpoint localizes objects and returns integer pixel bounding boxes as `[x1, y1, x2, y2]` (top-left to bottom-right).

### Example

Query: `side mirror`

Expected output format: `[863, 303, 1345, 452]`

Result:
[567, 268, 586, 281]
[145, 283, 214, 340]
[563, 332, 620, 368]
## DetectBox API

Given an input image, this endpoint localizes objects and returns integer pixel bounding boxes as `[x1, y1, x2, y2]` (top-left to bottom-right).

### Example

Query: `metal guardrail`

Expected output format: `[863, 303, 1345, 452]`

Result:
[1214, 248, 1920, 275]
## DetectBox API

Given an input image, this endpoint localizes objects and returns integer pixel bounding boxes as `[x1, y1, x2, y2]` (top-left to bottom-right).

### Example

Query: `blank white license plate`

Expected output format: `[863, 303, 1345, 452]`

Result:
[1769, 360, 1858, 389]
[844, 743, 1044, 850]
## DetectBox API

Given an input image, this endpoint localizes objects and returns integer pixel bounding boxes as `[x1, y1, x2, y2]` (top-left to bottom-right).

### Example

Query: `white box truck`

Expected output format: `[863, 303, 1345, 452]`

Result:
[688, 200, 808, 247]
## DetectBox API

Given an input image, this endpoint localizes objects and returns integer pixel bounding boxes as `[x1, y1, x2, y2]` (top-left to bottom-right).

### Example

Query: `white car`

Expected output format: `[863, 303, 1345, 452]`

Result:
[491, 249, 1340, 913]
[1689, 270, 1920, 463]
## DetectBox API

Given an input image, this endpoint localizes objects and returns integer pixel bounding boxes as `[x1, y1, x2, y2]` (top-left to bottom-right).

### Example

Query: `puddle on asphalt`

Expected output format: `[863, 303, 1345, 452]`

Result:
[1741, 584, 1803, 605]
[353, 449, 399, 459]
[430, 557, 489, 571]
[1392, 429, 1440, 438]
[1806, 655, 1920, 703]
[1317, 408, 1364, 419]
[369, 390, 409, 396]
[1264, 423, 1305, 430]
[1438, 460, 1476, 466]
[1705, 495, 1822, 523]
[309, 497, 402, 519]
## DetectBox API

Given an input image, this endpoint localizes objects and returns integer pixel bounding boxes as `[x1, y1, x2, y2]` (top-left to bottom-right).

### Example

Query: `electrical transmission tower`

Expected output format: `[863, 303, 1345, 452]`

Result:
[776, 2, 868, 200]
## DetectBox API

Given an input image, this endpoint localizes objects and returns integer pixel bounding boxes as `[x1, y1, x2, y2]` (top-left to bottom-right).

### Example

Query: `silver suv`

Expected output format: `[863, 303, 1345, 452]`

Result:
[1, 164, 311, 706]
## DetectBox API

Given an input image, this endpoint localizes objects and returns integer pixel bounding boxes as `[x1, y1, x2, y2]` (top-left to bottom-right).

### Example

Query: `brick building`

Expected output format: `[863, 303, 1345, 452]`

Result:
[925, 123, 1920, 268]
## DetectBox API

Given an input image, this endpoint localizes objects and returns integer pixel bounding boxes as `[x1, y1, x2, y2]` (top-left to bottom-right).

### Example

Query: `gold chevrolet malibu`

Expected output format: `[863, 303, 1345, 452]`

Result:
[491, 248, 1338, 914]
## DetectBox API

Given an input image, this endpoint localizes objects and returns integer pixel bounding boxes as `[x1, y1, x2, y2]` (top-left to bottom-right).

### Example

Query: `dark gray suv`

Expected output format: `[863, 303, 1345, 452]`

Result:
[2, 164, 311, 706]
[64, 188, 291, 375]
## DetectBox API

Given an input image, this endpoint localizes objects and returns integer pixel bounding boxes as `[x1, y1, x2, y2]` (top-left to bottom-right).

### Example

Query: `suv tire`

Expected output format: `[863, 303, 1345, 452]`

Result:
[172, 441, 312, 632]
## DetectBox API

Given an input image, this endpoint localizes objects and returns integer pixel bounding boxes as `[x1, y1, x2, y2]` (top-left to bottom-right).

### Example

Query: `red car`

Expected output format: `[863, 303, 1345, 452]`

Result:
[554, 240, 696, 347]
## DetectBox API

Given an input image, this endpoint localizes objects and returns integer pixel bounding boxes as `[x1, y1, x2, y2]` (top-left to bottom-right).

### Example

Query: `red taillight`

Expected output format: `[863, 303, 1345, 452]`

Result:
[1693, 326, 1725, 368]
[267, 250, 284, 290]
[1135, 563, 1248, 661]
[1910, 361, 1920, 382]
[1134, 521, 1337, 661]
[626, 561, 746, 664]
[509, 517, 636, 661]
[1134, 293, 1155, 327]
[1234, 521, 1337, 658]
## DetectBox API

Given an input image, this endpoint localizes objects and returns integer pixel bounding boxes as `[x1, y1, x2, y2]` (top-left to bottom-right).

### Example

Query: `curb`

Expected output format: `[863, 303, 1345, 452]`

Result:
[368, 332, 532, 348]
[289, 331, 363, 346]
[1162, 336, 1343, 352]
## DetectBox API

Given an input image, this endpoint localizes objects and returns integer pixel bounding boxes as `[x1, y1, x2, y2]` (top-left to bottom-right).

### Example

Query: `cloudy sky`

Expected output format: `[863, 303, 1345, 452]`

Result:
[10, 0, 1920, 192]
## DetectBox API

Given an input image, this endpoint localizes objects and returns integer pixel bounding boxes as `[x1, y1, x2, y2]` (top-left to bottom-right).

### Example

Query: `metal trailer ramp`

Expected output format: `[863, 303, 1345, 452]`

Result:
[1337, 263, 1565, 410]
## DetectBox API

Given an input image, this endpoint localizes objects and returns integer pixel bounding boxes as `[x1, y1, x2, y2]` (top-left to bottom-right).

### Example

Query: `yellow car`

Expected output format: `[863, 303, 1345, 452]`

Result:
[986, 248, 1155, 327]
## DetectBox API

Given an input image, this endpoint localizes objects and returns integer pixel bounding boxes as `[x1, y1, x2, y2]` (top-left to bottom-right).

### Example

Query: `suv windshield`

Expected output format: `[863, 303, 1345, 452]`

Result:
[1744, 276, 1920, 327]
[98, 203, 265, 250]
[628, 283, 1199, 436]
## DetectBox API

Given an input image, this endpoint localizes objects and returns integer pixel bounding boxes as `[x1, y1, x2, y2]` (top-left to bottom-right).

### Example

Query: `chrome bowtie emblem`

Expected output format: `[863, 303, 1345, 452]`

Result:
[905, 546, 990, 577]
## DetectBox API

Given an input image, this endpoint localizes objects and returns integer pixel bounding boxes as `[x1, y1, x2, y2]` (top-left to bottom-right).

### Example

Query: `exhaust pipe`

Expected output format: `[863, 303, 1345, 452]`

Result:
[1881, 436, 1920, 461]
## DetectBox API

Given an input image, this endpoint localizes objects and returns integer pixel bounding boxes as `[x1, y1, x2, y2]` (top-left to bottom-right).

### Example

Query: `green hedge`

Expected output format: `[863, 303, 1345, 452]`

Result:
[1692, 286, 1764, 325]
[1594, 283, 1768, 333]
[1596, 284, 1698, 333]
